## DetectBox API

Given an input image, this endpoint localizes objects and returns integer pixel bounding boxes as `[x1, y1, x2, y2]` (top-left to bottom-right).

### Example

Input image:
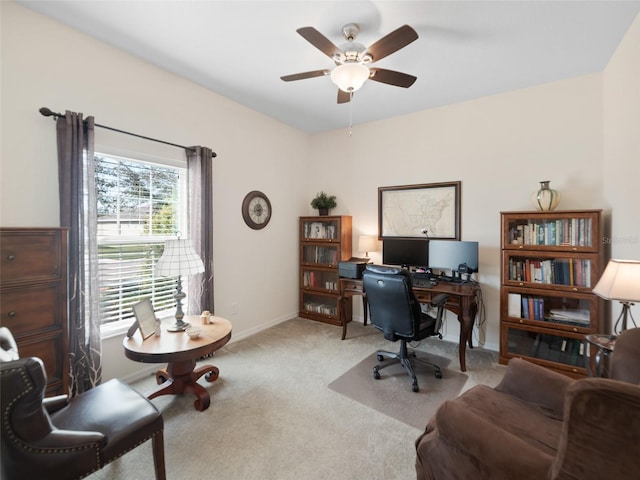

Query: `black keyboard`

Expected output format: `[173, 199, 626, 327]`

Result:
[410, 272, 437, 288]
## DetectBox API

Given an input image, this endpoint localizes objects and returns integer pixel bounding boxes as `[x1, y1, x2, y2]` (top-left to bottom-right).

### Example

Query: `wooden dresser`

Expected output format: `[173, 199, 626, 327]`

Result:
[0, 228, 69, 395]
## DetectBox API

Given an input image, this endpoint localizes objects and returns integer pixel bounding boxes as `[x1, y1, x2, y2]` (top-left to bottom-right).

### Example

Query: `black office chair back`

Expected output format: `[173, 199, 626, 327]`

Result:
[363, 265, 422, 341]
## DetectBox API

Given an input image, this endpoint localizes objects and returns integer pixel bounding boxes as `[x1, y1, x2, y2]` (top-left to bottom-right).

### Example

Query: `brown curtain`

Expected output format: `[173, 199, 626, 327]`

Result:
[57, 110, 101, 395]
[186, 146, 214, 314]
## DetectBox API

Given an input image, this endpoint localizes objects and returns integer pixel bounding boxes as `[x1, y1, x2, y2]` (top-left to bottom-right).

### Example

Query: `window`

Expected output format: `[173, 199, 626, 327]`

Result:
[95, 153, 188, 328]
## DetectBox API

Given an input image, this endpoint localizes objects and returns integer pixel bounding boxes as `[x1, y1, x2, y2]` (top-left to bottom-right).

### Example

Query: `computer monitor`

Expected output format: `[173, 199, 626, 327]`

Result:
[382, 238, 429, 269]
[428, 240, 479, 275]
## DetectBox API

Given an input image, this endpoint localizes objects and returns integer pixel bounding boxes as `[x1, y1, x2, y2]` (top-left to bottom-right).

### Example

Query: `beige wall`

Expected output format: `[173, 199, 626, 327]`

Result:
[310, 74, 606, 349]
[603, 14, 640, 324]
[1, 2, 638, 379]
[1, 2, 308, 380]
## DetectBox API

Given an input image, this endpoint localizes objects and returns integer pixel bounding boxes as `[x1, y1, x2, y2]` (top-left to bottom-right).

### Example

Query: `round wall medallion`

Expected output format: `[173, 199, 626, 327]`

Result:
[242, 190, 272, 230]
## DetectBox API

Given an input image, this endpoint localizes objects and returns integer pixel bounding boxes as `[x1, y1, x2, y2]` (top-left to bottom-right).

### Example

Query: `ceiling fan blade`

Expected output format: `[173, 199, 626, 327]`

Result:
[369, 68, 417, 88]
[280, 70, 329, 82]
[366, 25, 418, 62]
[337, 89, 351, 104]
[297, 27, 341, 59]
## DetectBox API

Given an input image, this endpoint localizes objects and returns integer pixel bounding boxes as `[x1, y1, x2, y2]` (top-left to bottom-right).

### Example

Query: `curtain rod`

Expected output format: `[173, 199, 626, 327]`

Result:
[39, 107, 217, 158]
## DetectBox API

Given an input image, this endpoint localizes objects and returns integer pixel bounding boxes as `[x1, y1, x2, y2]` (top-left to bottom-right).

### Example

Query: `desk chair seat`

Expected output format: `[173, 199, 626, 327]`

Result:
[1, 328, 166, 480]
[363, 265, 449, 393]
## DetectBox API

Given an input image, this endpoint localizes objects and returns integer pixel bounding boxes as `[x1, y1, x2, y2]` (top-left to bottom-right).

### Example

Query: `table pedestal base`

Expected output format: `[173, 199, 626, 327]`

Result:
[148, 359, 219, 411]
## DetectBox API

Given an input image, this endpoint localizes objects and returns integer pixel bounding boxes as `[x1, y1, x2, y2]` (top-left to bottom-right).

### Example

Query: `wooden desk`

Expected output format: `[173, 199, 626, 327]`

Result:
[339, 278, 480, 372]
[123, 315, 232, 411]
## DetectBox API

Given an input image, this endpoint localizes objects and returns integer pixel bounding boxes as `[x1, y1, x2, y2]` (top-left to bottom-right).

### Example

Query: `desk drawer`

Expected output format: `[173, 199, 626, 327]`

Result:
[340, 278, 364, 294]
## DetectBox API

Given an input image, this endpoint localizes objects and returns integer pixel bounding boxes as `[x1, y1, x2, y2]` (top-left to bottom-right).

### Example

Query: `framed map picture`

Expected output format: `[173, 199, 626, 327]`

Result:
[378, 181, 461, 239]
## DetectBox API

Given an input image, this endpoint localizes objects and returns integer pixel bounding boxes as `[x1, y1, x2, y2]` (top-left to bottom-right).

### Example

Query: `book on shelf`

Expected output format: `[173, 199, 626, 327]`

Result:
[520, 295, 545, 320]
[508, 257, 591, 287]
[508, 293, 521, 317]
[508, 217, 592, 247]
[549, 308, 590, 322]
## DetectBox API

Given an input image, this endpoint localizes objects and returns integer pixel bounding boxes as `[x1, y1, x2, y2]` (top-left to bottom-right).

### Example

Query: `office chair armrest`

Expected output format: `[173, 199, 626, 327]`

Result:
[43, 394, 70, 414]
[430, 293, 449, 307]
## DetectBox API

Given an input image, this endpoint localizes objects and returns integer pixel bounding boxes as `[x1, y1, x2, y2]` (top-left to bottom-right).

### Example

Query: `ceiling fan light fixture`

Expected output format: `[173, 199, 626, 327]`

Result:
[330, 62, 370, 92]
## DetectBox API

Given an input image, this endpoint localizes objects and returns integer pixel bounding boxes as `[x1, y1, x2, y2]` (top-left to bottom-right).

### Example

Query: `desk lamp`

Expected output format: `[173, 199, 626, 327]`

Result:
[592, 259, 640, 333]
[156, 238, 204, 332]
[358, 235, 378, 261]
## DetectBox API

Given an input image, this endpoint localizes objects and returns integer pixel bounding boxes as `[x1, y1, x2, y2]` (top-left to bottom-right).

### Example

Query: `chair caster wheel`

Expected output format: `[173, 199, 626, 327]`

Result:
[435, 370, 443, 379]
[412, 383, 419, 393]
[373, 369, 381, 380]
[377, 354, 384, 362]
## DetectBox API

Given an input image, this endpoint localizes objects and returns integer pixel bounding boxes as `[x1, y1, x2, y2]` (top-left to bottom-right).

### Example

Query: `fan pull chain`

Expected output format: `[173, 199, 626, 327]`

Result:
[349, 91, 354, 136]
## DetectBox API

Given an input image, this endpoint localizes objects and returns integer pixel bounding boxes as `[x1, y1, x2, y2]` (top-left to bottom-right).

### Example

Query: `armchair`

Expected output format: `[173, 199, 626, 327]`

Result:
[363, 265, 448, 392]
[415, 327, 640, 480]
[1, 330, 166, 480]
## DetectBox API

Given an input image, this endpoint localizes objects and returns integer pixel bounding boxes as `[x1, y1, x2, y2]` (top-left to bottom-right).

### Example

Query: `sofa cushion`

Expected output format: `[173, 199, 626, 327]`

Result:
[451, 384, 562, 456]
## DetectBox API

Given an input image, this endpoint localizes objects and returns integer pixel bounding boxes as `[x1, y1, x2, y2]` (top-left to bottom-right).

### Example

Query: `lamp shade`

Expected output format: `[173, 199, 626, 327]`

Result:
[330, 62, 370, 92]
[358, 235, 378, 255]
[156, 239, 204, 277]
[592, 259, 640, 302]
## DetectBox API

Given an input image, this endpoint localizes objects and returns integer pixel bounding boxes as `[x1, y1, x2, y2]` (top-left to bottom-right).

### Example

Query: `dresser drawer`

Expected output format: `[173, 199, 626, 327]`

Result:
[18, 332, 67, 396]
[1, 230, 64, 285]
[0, 284, 65, 337]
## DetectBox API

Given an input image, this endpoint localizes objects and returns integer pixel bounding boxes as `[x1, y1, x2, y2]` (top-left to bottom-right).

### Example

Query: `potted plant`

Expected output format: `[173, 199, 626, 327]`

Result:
[310, 191, 337, 216]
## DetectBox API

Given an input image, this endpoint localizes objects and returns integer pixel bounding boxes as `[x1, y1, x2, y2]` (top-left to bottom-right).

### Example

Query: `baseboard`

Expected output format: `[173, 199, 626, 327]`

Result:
[120, 312, 298, 385]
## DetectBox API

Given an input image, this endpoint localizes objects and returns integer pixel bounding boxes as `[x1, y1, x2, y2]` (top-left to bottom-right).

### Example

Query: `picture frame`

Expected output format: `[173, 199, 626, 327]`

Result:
[132, 298, 158, 340]
[378, 181, 461, 239]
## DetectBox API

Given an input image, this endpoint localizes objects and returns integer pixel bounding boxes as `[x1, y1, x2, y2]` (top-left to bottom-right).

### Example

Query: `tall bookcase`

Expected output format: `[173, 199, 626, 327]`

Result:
[299, 216, 352, 326]
[499, 210, 605, 377]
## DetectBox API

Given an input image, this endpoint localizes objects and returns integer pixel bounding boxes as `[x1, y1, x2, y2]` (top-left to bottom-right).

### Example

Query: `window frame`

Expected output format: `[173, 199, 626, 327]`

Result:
[95, 151, 189, 338]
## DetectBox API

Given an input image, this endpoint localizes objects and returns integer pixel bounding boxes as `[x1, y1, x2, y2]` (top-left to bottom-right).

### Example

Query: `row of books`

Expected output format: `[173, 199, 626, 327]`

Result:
[302, 271, 337, 291]
[303, 222, 337, 240]
[529, 334, 586, 367]
[507, 293, 591, 327]
[302, 246, 338, 265]
[507, 257, 592, 287]
[303, 301, 337, 316]
[508, 218, 593, 247]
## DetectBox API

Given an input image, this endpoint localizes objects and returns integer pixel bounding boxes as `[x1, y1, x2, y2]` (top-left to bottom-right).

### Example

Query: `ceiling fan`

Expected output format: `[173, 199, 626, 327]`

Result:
[281, 23, 419, 104]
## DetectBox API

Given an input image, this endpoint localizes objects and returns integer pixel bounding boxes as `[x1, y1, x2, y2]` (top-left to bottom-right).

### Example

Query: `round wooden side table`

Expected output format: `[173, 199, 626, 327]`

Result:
[124, 315, 232, 411]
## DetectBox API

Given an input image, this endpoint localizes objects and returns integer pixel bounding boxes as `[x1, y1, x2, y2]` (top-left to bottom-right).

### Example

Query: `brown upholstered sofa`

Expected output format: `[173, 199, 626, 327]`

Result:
[415, 328, 640, 480]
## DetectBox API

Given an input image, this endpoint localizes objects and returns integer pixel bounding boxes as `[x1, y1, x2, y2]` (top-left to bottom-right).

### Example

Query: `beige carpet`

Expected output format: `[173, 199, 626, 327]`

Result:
[329, 351, 468, 430]
[85, 318, 505, 480]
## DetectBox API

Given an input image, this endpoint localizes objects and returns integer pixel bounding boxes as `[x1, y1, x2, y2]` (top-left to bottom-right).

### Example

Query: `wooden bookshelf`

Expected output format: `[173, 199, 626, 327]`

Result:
[499, 210, 606, 377]
[299, 216, 352, 326]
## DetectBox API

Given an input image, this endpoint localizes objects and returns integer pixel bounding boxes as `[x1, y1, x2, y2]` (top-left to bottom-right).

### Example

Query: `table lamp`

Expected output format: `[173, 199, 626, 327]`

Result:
[358, 235, 378, 261]
[155, 238, 205, 332]
[592, 259, 640, 333]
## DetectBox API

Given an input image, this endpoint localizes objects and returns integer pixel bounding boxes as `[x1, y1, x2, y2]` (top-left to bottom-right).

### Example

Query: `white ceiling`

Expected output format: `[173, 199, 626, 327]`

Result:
[19, 1, 640, 134]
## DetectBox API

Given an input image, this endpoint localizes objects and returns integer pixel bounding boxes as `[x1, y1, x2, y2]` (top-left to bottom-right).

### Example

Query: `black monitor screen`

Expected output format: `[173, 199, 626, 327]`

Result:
[428, 240, 479, 273]
[382, 238, 429, 269]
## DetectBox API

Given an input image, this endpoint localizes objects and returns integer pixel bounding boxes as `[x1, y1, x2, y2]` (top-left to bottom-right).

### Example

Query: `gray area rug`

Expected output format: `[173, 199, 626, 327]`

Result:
[329, 351, 468, 430]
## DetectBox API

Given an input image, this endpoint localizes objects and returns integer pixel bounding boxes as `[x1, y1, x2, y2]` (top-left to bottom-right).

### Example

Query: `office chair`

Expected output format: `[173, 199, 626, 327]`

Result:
[363, 264, 449, 392]
[0, 329, 166, 480]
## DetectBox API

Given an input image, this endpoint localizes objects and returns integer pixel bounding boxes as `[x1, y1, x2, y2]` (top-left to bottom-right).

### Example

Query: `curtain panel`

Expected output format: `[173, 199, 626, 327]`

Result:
[57, 111, 101, 395]
[186, 146, 214, 314]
